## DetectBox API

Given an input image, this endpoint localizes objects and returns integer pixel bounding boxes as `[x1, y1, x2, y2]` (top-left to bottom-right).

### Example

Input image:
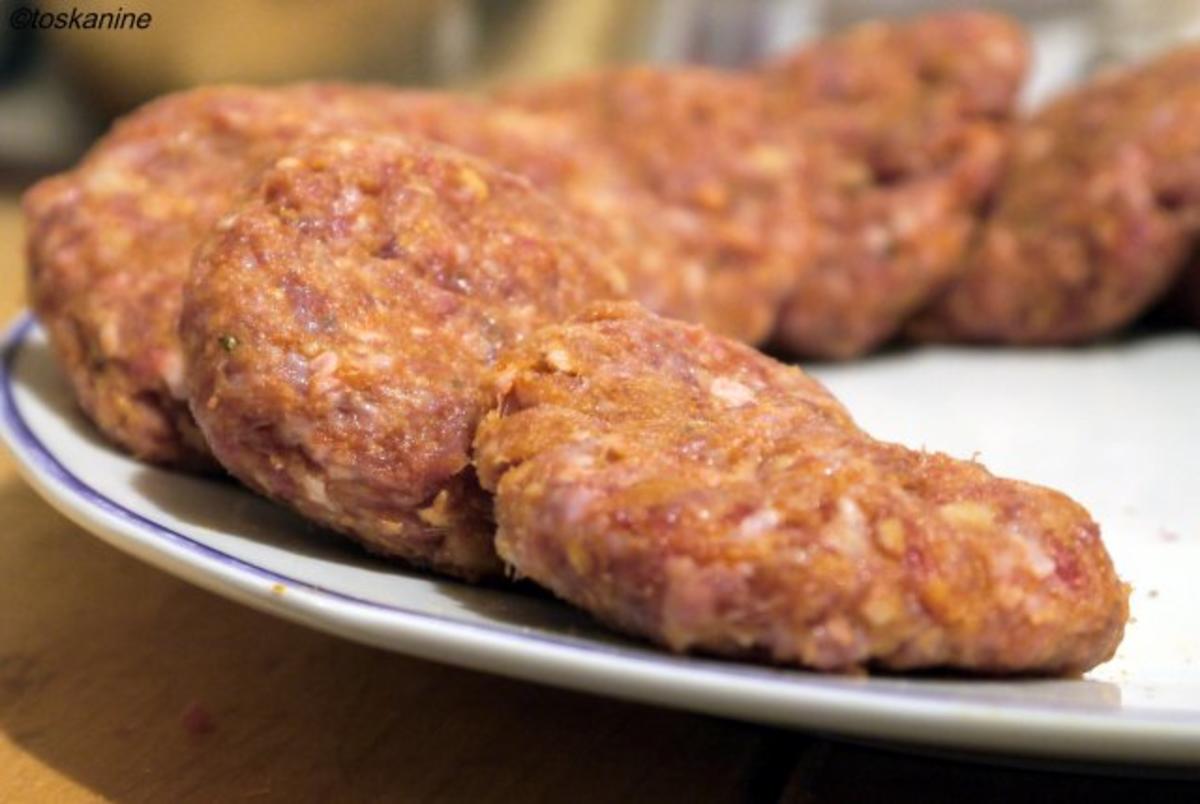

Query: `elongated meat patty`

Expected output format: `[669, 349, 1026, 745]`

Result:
[911, 46, 1200, 344]
[182, 135, 627, 579]
[474, 302, 1128, 672]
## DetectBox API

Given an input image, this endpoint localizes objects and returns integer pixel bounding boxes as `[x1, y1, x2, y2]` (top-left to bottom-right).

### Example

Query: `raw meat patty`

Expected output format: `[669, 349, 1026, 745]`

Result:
[182, 135, 627, 579]
[765, 12, 1027, 358]
[24, 84, 444, 468]
[912, 46, 1200, 343]
[24, 84, 678, 468]
[500, 66, 811, 345]
[474, 302, 1128, 673]
[390, 97, 710, 331]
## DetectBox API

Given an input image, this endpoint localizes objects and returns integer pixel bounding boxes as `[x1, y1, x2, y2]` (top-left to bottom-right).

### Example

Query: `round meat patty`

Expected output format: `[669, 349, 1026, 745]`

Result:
[763, 12, 1026, 359]
[499, 66, 811, 345]
[911, 46, 1200, 344]
[23, 84, 447, 469]
[182, 135, 627, 580]
[474, 302, 1128, 673]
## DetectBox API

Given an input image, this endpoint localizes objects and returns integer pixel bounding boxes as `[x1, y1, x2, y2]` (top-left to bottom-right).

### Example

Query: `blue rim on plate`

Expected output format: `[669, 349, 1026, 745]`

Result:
[3, 312, 1198, 767]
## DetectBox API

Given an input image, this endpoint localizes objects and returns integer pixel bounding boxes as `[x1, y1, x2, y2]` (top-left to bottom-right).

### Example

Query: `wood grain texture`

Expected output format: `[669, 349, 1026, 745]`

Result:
[2, 195, 1197, 803]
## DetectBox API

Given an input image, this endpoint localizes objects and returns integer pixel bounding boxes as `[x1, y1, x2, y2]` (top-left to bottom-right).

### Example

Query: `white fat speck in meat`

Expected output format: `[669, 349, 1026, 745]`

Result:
[280, 352, 310, 390]
[332, 186, 363, 216]
[735, 506, 781, 539]
[1016, 525, 1056, 579]
[300, 473, 331, 506]
[544, 347, 573, 372]
[98, 318, 121, 353]
[309, 350, 339, 378]
[709, 376, 755, 407]
[555, 485, 601, 525]
[830, 497, 868, 557]
[158, 349, 186, 399]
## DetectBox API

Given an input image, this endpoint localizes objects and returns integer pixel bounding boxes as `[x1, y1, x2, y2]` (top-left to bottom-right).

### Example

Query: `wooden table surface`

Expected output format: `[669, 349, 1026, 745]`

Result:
[0, 196, 1196, 803]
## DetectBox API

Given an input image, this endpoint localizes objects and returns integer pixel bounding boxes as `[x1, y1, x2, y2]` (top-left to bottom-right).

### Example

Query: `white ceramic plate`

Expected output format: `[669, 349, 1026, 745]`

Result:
[3, 315, 1198, 767]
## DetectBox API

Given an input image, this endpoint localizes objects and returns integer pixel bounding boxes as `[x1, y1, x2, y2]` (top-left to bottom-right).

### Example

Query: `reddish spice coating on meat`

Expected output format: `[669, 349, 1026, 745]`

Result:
[182, 135, 627, 579]
[912, 46, 1200, 344]
[499, 66, 811, 345]
[474, 302, 1127, 673]
[764, 12, 1026, 359]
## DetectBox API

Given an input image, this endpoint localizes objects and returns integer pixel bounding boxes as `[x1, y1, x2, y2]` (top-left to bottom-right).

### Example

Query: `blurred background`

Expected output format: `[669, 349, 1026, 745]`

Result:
[1, 0, 1200, 182]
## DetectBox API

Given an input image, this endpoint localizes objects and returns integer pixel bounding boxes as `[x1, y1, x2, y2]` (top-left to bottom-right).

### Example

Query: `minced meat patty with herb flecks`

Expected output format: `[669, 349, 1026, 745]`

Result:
[25, 83, 740, 468]
[182, 135, 628, 579]
[24, 83, 463, 469]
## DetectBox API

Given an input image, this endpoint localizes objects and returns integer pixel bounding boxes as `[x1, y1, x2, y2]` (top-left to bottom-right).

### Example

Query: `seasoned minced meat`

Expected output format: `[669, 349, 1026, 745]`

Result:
[182, 135, 627, 579]
[25, 83, 722, 467]
[474, 302, 1128, 673]
[911, 46, 1200, 344]
[500, 66, 811, 345]
[765, 11, 1026, 359]
[24, 84, 447, 468]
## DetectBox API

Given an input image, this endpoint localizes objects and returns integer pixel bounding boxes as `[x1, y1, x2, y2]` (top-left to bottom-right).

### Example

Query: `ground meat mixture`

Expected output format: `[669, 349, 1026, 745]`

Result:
[911, 46, 1200, 344]
[499, 66, 811, 345]
[182, 135, 627, 579]
[764, 11, 1027, 359]
[474, 302, 1128, 672]
[25, 84, 678, 468]
[23, 84, 444, 468]
[399, 94, 717, 342]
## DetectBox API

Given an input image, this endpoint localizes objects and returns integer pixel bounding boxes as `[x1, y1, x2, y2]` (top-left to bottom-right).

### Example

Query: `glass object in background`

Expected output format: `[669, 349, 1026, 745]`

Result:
[644, 0, 824, 65]
[466, 0, 651, 85]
